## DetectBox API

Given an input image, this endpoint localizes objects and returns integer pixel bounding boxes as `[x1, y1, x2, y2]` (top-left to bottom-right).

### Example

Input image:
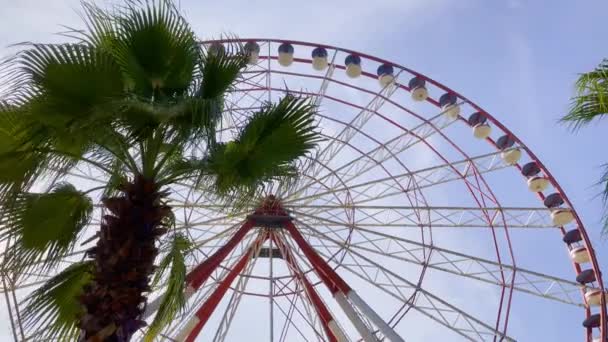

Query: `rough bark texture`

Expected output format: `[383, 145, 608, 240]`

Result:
[78, 175, 170, 342]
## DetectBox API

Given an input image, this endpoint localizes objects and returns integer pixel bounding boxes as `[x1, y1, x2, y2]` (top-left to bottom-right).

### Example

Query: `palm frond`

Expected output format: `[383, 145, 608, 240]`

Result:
[1, 183, 93, 273]
[107, 95, 222, 144]
[145, 233, 192, 341]
[206, 96, 321, 200]
[156, 155, 209, 187]
[168, 96, 224, 144]
[75, 1, 116, 47]
[3, 43, 123, 123]
[0, 150, 45, 201]
[198, 40, 248, 100]
[561, 59, 608, 130]
[22, 261, 93, 341]
[87, 0, 199, 98]
[0, 106, 49, 204]
[0, 42, 126, 182]
[167, 39, 248, 145]
[103, 159, 129, 198]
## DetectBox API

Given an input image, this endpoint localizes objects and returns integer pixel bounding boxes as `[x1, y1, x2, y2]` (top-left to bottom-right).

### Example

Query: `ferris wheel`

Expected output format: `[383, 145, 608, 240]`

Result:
[3, 39, 607, 342]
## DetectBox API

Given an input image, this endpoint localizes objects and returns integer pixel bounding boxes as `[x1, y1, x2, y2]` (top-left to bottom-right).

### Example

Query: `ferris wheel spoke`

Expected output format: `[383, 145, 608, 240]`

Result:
[298, 217, 585, 307]
[276, 286, 306, 342]
[157, 221, 259, 321]
[312, 49, 338, 108]
[0, 248, 86, 284]
[274, 232, 349, 342]
[174, 213, 246, 230]
[171, 206, 250, 234]
[290, 204, 555, 229]
[161, 270, 236, 338]
[235, 69, 267, 87]
[51, 166, 106, 186]
[154, 276, 225, 336]
[174, 216, 246, 263]
[232, 72, 271, 107]
[305, 239, 484, 341]
[222, 102, 254, 132]
[282, 221, 403, 342]
[300, 79, 401, 192]
[3, 255, 91, 292]
[231, 86, 268, 113]
[211, 243, 262, 342]
[148, 266, 233, 339]
[282, 111, 421, 211]
[187, 222, 242, 254]
[274, 279, 329, 342]
[285, 106, 457, 202]
[297, 223, 515, 342]
[284, 150, 507, 207]
[269, 257, 328, 342]
[273, 286, 323, 342]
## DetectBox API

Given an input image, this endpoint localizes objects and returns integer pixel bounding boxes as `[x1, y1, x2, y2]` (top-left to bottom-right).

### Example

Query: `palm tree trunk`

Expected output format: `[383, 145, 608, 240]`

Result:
[78, 175, 170, 342]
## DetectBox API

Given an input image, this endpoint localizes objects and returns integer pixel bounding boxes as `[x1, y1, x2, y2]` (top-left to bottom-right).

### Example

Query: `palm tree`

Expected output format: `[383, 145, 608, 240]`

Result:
[0, 1, 320, 341]
[561, 59, 608, 232]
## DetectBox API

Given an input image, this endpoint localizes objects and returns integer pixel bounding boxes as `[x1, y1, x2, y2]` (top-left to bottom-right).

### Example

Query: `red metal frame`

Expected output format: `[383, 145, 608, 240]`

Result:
[184, 232, 268, 342]
[186, 220, 254, 289]
[283, 219, 351, 295]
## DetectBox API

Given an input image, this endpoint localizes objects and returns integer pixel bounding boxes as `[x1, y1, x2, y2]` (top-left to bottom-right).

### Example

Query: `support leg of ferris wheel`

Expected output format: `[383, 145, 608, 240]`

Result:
[283, 220, 405, 342]
[186, 220, 255, 290]
[272, 232, 348, 342]
[175, 231, 268, 342]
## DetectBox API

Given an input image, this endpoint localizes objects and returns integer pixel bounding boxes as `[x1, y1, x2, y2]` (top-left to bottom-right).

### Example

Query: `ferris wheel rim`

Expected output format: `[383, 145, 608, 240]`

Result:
[201, 37, 607, 340]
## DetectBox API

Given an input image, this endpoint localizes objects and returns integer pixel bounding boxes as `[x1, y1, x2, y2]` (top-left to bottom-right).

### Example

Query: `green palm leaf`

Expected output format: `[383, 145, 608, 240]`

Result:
[561, 59, 608, 130]
[88, 0, 199, 98]
[7, 43, 123, 125]
[22, 261, 93, 341]
[144, 233, 192, 341]
[0, 43, 125, 184]
[198, 41, 248, 100]
[110, 95, 222, 144]
[206, 96, 321, 199]
[168, 41, 248, 144]
[1, 183, 93, 273]
[0, 105, 49, 204]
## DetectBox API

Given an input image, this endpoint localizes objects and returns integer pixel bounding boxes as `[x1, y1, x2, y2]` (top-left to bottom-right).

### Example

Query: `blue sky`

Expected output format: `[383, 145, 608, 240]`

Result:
[1, 0, 608, 340]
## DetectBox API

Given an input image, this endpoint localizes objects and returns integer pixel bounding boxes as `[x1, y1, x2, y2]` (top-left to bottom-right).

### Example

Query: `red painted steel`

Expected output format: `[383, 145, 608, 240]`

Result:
[284, 220, 351, 295]
[186, 220, 255, 289]
[185, 233, 268, 342]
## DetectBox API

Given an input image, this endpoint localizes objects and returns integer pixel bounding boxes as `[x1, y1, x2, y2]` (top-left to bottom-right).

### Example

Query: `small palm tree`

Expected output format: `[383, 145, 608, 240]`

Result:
[0, 1, 320, 341]
[561, 59, 608, 233]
